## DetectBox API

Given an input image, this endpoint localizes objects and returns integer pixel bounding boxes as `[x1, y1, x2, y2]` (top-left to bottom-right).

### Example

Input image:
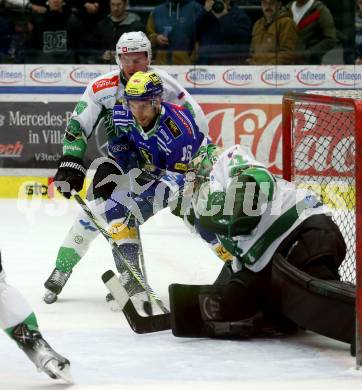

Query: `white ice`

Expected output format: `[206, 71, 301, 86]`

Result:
[0, 198, 361, 390]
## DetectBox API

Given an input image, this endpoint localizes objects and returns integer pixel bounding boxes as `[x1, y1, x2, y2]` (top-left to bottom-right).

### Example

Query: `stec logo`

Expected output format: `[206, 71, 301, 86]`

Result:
[25, 183, 48, 196]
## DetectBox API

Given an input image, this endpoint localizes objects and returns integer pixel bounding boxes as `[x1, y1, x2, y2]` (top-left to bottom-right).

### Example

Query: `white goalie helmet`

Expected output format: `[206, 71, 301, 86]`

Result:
[115, 31, 152, 66]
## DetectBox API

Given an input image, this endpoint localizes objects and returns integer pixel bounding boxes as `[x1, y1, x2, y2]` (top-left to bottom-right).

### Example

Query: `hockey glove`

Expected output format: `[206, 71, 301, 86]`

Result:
[92, 160, 122, 200]
[54, 156, 86, 199]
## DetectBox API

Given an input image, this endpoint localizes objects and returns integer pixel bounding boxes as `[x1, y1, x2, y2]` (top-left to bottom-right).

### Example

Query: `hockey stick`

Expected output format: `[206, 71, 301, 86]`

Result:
[135, 222, 153, 315]
[72, 193, 169, 314]
[102, 270, 170, 333]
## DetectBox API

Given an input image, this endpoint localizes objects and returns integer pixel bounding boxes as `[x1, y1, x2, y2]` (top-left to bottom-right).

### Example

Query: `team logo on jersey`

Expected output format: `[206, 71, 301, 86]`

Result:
[164, 117, 182, 139]
[174, 163, 188, 171]
[92, 75, 119, 93]
[66, 119, 82, 137]
[139, 148, 153, 164]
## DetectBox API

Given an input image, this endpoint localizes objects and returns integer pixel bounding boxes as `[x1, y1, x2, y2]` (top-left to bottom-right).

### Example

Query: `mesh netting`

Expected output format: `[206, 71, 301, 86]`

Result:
[306, 90, 362, 99]
[289, 94, 356, 284]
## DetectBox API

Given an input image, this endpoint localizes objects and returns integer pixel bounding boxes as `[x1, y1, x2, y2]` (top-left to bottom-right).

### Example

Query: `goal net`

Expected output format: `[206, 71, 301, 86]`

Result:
[282, 90, 362, 365]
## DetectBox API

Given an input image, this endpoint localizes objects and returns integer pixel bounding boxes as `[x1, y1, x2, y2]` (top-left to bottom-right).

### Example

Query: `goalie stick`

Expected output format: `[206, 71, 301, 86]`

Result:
[72, 192, 169, 314]
[102, 270, 170, 333]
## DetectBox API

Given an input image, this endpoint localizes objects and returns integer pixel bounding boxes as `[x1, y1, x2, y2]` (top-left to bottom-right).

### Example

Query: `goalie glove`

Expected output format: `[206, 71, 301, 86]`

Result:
[54, 156, 86, 199]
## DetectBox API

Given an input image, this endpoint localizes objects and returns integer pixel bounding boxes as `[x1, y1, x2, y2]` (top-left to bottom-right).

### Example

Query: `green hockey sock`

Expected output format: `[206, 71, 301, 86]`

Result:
[55, 247, 81, 273]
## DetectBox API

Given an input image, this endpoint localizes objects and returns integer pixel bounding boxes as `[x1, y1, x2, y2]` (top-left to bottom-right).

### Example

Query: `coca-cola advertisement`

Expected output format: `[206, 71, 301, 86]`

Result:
[0, 100, 284, 171]
[291, 103, 354, 178]
[202, 103, 283, 175]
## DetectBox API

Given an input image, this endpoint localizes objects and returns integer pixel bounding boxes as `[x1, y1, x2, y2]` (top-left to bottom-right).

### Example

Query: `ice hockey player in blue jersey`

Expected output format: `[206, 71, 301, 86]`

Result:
[88, 71, 206, 308]
[43, 31, 209, 305]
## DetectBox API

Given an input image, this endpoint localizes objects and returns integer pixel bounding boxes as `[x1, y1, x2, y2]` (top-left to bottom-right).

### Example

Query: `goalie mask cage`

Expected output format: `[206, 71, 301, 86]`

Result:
[282, 90, 362, 367]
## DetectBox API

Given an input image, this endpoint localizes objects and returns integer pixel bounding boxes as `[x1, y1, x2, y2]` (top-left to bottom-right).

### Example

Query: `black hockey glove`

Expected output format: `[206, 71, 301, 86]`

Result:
[54, 156, 86, 199]
[92, 160, 123, 200]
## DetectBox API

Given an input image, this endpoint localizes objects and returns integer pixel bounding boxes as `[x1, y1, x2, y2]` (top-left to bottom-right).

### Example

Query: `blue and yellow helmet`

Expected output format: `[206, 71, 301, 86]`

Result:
[124, 71, 163, 102]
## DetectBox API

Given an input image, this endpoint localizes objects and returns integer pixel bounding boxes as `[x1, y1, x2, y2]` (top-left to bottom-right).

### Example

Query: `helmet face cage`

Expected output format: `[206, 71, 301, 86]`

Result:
[124, 71, 163, 109]
[115, 31, 152, 66]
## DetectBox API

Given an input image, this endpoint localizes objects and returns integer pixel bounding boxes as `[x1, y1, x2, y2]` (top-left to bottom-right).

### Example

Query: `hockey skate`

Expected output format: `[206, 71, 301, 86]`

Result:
[12, 323, 73, 383]
[43, 268, 72, 304]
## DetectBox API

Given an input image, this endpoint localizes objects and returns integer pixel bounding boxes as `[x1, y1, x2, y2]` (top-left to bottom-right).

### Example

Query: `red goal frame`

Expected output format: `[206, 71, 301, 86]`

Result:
[282, 91, 362, 367]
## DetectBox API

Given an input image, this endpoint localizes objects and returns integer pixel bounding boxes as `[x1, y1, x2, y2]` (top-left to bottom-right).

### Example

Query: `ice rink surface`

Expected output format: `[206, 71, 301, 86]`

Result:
[0, 198, 361, 390]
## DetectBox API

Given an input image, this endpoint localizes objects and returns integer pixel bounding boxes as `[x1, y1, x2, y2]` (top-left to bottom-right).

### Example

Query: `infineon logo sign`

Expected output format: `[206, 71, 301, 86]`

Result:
[0, 67, 23, 84]
[296, 68, 326, 86]
[260, 68, 291, 86]
[69, 67, 103, 85]
[29, 66, 63, 84]
[185, 68, 216, 85]
[332, 67, 362, 86]
[222, 69, 253, 86]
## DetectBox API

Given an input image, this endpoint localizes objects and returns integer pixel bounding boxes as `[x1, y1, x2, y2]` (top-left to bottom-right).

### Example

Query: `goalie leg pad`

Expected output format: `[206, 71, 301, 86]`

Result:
[278, 214, 346, 280]
[169, 284, 204, 337]
[169, 283, 260, 338]
[199, 283, 259, 321]
[271, 253, 355, 347]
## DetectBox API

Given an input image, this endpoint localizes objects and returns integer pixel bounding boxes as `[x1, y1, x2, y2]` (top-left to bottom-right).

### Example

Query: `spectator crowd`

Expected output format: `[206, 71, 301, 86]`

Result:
[0, 0, 358, 65]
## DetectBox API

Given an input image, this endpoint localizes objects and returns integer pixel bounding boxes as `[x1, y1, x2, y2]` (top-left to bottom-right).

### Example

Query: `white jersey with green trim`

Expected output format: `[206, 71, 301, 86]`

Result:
[207, 145, 332, 273]
[66, 67, 208, 148]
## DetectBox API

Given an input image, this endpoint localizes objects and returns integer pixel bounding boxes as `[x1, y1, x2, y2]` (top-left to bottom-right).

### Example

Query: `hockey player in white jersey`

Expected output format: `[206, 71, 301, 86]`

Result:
[43, 31, 209, 304]
[170, 143, 346, 338]
[0, 253, 72, 382]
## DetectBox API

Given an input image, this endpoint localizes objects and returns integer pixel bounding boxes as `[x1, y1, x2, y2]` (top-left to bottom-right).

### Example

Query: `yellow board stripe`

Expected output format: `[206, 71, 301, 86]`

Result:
[297, 182, 355, 210]
[0, 176, 88, 199]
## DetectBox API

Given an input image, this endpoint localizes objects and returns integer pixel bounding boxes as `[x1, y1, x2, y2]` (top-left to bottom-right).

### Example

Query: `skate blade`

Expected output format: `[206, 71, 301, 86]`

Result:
[45, 360, 74, 384]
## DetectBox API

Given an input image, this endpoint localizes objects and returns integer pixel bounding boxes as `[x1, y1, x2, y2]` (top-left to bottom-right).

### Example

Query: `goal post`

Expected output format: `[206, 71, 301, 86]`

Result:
[282, 90, 362, 368]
